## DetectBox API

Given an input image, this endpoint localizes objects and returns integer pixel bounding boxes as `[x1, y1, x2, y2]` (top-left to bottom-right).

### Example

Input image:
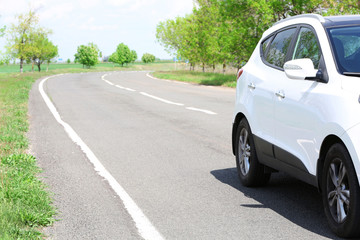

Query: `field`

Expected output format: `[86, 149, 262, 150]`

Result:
[0, 61, 175, 73]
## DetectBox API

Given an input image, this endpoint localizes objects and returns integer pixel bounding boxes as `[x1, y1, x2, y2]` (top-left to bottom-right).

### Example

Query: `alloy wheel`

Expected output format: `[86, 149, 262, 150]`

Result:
[238, 128, 251, 176]
[327, 159, 350, 223]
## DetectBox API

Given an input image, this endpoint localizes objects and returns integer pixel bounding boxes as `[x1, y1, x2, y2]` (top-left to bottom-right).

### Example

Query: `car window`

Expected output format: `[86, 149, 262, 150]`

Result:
[292, 27, 320, 69]
[266, 28, 296, 68]
[261, 37, 272, 56]
[328, 26, 360, 73]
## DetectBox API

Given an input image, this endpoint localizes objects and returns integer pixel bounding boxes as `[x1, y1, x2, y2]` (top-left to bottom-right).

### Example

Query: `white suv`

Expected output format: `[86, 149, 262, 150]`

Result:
[232, 14, 360, 238]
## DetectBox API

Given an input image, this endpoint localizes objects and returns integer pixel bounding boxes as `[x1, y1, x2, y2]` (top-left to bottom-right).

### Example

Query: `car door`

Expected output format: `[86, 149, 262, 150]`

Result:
[273, 26, 325, 176]
[250, 27, 297, 163]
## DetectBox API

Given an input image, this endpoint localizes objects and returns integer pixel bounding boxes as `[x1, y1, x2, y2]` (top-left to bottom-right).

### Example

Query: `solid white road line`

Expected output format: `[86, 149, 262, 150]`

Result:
[186, 107, 217, 115]
[39, 75, 164, 240]
[140, 92, 184, 106]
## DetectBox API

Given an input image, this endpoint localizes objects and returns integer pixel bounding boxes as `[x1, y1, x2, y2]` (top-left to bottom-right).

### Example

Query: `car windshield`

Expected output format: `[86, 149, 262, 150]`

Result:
[328, 25, 360, 75]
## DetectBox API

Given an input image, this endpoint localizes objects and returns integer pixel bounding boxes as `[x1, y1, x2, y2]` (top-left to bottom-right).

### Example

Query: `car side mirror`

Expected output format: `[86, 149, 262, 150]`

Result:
[284, 58, 318, 80]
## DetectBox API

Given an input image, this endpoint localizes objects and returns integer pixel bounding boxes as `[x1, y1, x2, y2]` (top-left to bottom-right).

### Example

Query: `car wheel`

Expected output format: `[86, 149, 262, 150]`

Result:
[322, 143, 360, 238]
[235, 118, 270, 187]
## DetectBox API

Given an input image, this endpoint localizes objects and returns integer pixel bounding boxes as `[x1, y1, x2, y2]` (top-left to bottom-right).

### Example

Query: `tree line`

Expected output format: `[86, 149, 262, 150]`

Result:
[156, 0, 360, 72]
[1, 10, 157, 72]
[74, 42, 156, 68]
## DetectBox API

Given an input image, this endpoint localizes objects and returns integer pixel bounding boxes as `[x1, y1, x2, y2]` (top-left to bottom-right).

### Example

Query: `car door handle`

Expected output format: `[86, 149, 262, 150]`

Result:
[275, 91, 285, 99]
[248, 83, 256, 90]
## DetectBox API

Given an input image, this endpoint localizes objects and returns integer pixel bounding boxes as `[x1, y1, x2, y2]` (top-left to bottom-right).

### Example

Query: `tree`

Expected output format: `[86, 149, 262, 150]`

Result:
[156, 0, 360, 72]
[6, 9, 39, 73]
[74, 43, 99, 68]
[110, 43, 132, 66]
[0, 25, 5, 38]
[130, 50, 137, 63]
[25, 30, 58, 72]
[141, 53, 155, 64]
[0, 14, 5, 38]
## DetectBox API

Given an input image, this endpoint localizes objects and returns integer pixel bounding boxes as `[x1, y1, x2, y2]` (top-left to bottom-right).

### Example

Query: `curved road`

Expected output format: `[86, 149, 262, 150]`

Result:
[28, 71, 340, 239]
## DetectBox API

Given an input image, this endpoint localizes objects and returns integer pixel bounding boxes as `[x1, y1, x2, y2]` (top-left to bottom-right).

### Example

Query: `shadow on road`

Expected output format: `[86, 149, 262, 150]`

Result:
[210, 168, 343, 240]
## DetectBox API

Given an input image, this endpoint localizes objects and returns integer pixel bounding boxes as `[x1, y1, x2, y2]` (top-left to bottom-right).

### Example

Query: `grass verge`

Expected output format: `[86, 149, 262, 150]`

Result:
[0, 72, 56, 239]
[152, 70, 237, 88]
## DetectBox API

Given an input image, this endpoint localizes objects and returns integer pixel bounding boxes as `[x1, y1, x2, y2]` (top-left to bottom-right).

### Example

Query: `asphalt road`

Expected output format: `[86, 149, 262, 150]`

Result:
[28, 71, 341, 239]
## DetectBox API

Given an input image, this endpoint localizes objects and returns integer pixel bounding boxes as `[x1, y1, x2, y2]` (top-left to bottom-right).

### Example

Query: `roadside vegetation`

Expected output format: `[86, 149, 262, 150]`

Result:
[153, 70, 236, 88]
[156, 0, 360, 72]
[0, 72, 55, 239]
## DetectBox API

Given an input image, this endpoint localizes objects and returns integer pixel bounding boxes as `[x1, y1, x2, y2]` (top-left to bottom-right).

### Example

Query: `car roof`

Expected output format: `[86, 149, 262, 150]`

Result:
[274, 14, 360, 27]
[323, 15, 360, 27]
[263, 14, 360, 38]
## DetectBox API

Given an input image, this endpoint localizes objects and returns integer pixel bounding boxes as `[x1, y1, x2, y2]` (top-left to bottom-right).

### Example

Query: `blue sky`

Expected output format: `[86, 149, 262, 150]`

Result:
[0, 0, 194, 61]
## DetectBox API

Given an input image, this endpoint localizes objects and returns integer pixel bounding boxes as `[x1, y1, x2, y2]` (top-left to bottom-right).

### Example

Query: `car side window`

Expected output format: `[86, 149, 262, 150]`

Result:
[292, 27, 320, 69]
[265, 28, 296, 68]
[261, 37, 272, 56]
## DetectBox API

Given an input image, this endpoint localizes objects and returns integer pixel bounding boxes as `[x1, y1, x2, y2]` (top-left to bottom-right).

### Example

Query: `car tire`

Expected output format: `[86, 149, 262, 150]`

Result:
[235, 118, 271, 187]
[322, 143, 360, 238]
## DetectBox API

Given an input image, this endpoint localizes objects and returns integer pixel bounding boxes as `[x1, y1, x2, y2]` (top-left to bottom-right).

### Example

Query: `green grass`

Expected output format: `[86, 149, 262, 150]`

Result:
[152, 70, 237, 88]
[0, 61, 176, 73]
[0, 72, 56, 239]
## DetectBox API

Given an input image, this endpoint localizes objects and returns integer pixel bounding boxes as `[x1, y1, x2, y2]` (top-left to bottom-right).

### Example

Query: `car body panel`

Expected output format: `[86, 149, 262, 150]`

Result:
[233, 14, 360, 186]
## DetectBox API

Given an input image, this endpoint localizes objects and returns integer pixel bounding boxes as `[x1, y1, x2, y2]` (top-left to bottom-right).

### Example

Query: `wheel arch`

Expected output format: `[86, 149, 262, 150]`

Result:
[232, 112, 246, 155]
[317, 134, 345, 191]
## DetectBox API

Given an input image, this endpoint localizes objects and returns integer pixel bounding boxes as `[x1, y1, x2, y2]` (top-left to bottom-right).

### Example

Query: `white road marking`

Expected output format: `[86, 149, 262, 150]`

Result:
[140, 92, 184, 106]
[115, 85, 136, 92]
[186, 107, 217, 115]
[102, 73, 217, 115]
[39, 75, 164, 240]
[125, 87, 136, 92]
[115, 85, 125, 90]
[105, 80, 114, 86]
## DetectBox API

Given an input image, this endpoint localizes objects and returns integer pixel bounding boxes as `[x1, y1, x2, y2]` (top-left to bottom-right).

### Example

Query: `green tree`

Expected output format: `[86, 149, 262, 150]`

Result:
[74, 43, 99, 68]
[109, 52, 118, 65]
[130, 50, 137, 63]
[111, 43, 132, 66]
[25, 30, 57, 72]
[6, 9, 40, 73]
[324, 0, 360, 15]
[67, 58, 71, 64]
[157, 0, 360, 72]
[0, 25, 5, 38]
[156, 15, 198, 70]
[141, 53, 155, 63]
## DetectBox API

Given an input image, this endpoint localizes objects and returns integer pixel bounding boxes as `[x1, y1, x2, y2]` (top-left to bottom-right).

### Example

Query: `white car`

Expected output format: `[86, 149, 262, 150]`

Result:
[232, 14, 360, 238]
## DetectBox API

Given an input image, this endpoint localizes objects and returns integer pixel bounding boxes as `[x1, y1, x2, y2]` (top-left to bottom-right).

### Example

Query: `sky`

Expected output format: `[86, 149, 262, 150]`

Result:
[0, 0, 195, 61]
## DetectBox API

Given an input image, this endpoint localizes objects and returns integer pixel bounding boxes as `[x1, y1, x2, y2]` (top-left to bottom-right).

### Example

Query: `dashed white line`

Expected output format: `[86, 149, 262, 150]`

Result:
[39, 75, 164, 240]
[140, 92, 184, 106]
[186, 107, 217, 115]
[102, 73, 217, 115]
